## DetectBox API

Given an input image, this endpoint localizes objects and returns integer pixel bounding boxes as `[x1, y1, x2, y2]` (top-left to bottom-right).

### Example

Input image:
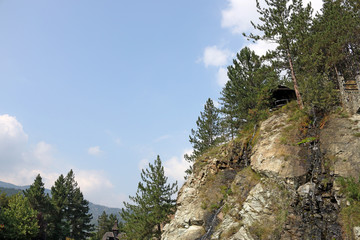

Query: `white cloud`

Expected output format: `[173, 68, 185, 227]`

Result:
[0, 114, 28, 171]
[221, 0, 323, 35]
[221, 0, 260, 34]
[138, 158, 149, 171]
[32, 141, 55, 166]
[163, 149, 192, 186]
[73, 169, 122, 206]
[0, 114, 28, 141]
[88, 146, 102, 156]
[154, 135, 171, 143]
[0, 114, 120, 207]
[203, 46, 231, 67]
[247, 39, 278, 57]
[217, 67, 229, 87]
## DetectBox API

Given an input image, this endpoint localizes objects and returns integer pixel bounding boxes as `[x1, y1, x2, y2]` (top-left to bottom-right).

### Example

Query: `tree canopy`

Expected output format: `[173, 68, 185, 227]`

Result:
[121, 156, 177, 240]
[184, 98, 222, 163]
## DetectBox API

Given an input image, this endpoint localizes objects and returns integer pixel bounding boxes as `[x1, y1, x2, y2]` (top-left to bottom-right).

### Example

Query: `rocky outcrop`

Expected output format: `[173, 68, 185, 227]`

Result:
[161, 172, 207, 240]
[162, 109, 360, 240]
[251, 113, 308, 179]
[320, 114, 360, 178]
[162, 142, 244, 240]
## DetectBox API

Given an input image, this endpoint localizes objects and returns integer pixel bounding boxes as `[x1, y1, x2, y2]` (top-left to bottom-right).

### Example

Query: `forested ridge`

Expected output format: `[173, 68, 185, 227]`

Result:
[1, 0, 359, 239]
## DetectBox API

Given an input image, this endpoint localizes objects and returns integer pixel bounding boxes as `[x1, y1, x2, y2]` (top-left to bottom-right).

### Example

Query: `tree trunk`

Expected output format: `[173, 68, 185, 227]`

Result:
[287, 50, 304, 109]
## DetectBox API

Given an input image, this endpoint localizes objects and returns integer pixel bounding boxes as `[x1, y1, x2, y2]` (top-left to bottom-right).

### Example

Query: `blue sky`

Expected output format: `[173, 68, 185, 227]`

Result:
[0, 0, 322, 208]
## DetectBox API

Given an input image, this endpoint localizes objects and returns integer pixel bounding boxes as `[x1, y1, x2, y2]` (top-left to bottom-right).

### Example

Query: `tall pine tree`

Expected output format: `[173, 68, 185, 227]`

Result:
[184, 98, 222, 163]
[65, 170, 94, 239]
[121, 156, 177, 240]
[220, 47, 278, 137]
[247, 0, 313, 109]
[23, 174, 51, 240]
[48, 170, 94, 240]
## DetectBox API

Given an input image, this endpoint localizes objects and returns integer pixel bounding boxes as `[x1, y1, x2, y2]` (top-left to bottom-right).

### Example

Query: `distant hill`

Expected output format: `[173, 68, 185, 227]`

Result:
[0, 180, 121, 225]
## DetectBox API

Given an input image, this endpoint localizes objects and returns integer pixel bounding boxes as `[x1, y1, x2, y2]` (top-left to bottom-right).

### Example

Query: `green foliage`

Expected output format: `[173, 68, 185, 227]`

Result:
[210, 203, 220, 211]
[220, 185, 232, 200]
[338, 176, 360, 202]
[276, 101, 310, 145]
[48, 170, 94, 240]
[23, 174, 51, 240]
[0, 193, 39, 240]
[0, 191, 9, 209]
[201, 201, 208, 210]
[340, 202, 360, 239]
[91, 211, 121, 240]
[220, 47, 279, 137]
[121, 156, 177, 240]
[353, 132, 360, 137]
[247, 0, 313, 109]
[48, 174, 69, 240]
[337, 176, 360, 238]
[297, 137, 317, 145]
[185, 98, 223, 164]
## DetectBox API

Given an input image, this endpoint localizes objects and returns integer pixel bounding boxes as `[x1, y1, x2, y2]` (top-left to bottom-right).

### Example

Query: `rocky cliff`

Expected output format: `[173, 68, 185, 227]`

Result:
[162, 105, 360, 240]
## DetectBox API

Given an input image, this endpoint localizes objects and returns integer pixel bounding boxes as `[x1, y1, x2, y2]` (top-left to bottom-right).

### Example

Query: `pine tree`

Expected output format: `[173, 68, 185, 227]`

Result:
[220, 47, 278, 136]
[247, 0, 313, 109]
[48, 170, 94, 240]
[121, 156, 177, 240]
[184, 98, 222, 163]
[65, 170, 94, 239]
[23, 174, 51, 240]
[48, 174, 69, 240]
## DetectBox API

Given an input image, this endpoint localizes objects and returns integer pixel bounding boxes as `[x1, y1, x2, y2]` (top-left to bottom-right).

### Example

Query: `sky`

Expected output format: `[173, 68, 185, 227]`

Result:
[0, 0, 322, 208]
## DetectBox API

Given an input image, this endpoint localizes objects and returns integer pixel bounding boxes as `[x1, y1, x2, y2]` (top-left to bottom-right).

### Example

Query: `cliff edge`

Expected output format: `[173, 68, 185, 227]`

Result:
[162, 106, 360, 240]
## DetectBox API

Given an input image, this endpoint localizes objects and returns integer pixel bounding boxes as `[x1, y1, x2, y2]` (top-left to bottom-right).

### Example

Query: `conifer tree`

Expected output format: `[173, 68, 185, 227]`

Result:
[65, 170, 94, 239]
[48, 170, 94, 240]
[23, 174, 51, 240]
[247, 0, 313, 109]
[220, 47, 278, 136]
[121, 156, 177, 240]
[48, 174, 69, 240]
[184, 98, 222, 163]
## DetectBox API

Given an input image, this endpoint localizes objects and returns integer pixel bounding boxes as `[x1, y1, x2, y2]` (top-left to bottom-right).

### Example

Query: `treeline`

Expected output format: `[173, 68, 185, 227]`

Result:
[185, 0, 360, 167]
[0, 171, 93, 240]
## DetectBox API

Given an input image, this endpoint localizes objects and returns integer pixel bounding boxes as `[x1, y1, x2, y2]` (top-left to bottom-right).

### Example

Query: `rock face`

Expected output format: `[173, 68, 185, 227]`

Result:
[251, 113, 308, 179]
[161, 110, 360, 240]
[320, 114, 360, 178]
[161, 172, 207, 240]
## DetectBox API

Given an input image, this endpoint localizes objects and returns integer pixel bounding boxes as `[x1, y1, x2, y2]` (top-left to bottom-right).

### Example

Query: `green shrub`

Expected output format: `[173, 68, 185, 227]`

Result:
[353, 132, 360, 138]
[297, 137, 317, 145]
[338, 176, 360, 202]
[337, 176, 360, 238]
